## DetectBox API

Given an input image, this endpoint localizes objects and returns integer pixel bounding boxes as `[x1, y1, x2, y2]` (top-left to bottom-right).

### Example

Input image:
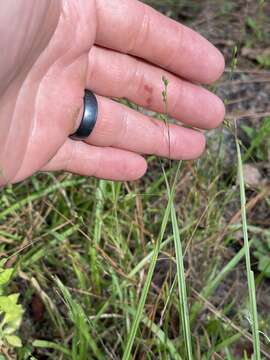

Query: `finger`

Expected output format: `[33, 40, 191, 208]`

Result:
[42, 139, 147, 181]
[95, 0, 224, 84]
[84, 96, 206, 160]
[88, 46, 225, 130]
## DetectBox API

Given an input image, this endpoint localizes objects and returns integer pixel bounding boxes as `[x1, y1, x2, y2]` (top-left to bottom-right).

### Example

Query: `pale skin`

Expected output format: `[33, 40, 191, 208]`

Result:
[0, 0, 225, 186]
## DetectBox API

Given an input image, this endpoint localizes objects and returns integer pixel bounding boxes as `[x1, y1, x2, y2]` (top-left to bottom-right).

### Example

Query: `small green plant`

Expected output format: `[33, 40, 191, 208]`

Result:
[256, 53, 270, 68]
[253, 234, 270, 278]
[245, 0, 266, 43]
[0, 259, 24, 352]
[246, 17, 263, 41]
[241, 117, 270, 162]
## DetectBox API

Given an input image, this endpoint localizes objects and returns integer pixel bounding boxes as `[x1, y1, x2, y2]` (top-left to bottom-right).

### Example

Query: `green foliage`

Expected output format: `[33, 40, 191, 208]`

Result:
[256, 54, 270, 68]
[246, 17, 263, 41]
[0, 260, 23, 352]
[241, 117, 270, 162]
[0, 268, 13, 290]
[253, 232, 270, 278]
[52, 277, 103, 360]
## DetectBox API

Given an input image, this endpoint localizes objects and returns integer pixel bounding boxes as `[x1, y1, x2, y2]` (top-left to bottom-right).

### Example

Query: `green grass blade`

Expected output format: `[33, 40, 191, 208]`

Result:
[55, 277, 104, 360]
[171, 203, 193, 359]
[32, 340, 71, 356]
[211, 333, 241, 355]
[0, 178, 85, 220]
[236, 139, 261, 360]
[89, 179, 107, 292]
[124, 305, 182, 360]
[122, 165, 180, 360]
[190, 243, 248, 324]
[141, 314, 182, 360]
[161, 163, 192, 358]
[122, 199, 171, 360]
[128, 222, 196, 279]
[250, 271, 261, 357]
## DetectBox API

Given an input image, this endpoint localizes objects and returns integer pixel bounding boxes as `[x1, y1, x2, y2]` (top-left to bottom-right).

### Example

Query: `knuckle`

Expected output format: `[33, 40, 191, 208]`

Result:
[63, 141, 78, 171]
[133, 62, 146, 95]
[127, 6, 151, 53]
[171, 80, 184, 115]
[91, 150, 101, 178]
[163, 25, 184, 69]
[113, 109, 129, 147]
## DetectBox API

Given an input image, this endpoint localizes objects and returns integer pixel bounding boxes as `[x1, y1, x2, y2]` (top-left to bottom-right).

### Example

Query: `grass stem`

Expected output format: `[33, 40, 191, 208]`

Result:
[236, 136, 261, 360]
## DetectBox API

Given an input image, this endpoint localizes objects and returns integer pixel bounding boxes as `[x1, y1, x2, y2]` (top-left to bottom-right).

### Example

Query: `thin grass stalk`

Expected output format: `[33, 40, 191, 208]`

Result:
[236, 138, 261, 359]
[171, 204, 193, 359]
[122, 200, 170, 360]
[90, 179, 106, 292]
[190, 243, 248, 324]
[122, 165, 180, 360]
[128, 221, 196, 279]
[162, 164, 193, 358]
[162, 167, 192, 359]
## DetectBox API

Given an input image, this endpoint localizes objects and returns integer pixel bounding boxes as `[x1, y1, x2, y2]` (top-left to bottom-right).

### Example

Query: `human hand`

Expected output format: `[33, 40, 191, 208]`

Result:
[0, 0, 225, 186]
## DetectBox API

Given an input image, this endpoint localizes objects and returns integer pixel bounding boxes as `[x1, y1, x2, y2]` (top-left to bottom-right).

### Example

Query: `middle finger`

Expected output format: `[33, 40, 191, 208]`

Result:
[87, 46, 225, 130]
[95, 0, 224, 84]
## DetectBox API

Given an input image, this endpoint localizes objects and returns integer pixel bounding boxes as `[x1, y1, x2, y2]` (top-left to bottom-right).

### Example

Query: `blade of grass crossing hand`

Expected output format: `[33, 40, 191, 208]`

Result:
[236, 139, 261, 360]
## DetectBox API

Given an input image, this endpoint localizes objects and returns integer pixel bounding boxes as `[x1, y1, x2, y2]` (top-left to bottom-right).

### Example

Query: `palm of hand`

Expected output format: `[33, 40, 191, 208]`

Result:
[0, 0, 225, 186]
[0, 1, 96, 184]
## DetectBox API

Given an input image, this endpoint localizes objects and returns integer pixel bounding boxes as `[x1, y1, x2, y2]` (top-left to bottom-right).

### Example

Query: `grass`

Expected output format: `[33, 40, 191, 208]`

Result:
[236, 134, 260, 359]
[170, 187, 193, 359]
[1, 0, 270, 359]
[122, 178, 173, 360]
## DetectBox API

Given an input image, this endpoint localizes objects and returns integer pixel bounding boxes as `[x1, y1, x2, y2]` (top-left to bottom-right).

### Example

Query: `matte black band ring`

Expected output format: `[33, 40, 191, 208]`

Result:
[70, 90, 98, 140]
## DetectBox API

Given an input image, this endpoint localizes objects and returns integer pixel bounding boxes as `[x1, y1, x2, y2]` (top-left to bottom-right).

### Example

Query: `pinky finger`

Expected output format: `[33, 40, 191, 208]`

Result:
[42, 139, 147, 181]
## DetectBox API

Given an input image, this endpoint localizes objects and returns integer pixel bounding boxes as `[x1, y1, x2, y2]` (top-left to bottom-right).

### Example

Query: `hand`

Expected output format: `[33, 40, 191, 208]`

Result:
[0, 0, 225, 186]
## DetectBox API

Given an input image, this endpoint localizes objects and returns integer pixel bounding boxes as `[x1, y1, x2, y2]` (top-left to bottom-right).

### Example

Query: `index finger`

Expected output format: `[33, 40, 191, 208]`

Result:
[95, 0, 225, 84]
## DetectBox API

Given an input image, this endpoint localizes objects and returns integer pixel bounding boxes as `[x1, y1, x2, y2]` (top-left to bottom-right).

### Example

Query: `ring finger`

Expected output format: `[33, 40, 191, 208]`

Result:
[84, 95, 206, 160]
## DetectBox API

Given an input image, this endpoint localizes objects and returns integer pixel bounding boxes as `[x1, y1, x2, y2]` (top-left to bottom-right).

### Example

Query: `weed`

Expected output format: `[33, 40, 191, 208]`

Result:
[0, 259, 24, 353]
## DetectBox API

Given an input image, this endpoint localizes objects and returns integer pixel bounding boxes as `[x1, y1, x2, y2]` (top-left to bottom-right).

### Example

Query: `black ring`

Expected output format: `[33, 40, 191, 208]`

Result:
[70, 90, 98, 140]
